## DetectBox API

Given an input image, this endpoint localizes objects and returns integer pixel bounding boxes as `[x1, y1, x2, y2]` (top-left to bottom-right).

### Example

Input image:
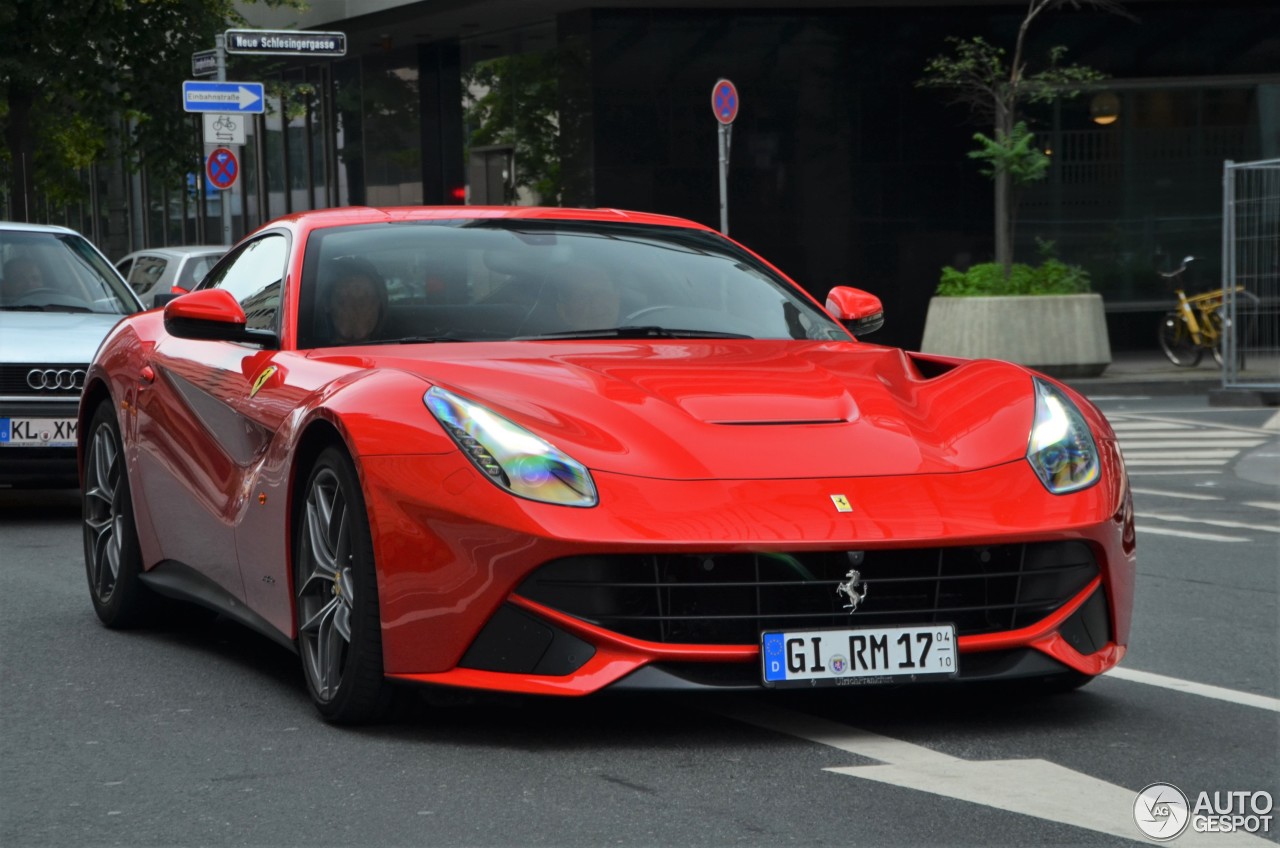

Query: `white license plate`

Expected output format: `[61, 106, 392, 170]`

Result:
[0, 417, 78, 447]
[762, 624, 958, 687]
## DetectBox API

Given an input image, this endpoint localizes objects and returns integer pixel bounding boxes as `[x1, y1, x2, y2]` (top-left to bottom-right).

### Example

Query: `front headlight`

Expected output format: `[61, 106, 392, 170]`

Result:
[1026, 377, 1100, 494]
[424, 386, 598, 507]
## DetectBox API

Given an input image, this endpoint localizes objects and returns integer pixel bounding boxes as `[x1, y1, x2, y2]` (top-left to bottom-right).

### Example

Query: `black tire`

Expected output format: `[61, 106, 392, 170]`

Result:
[82, 401, 154, 627]
[1157, 312, 1202, 367]
[294, 446, 396, 724]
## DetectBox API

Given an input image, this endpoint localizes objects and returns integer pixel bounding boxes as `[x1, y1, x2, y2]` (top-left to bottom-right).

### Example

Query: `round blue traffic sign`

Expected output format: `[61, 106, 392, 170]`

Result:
[711, 78, 739, 125]
[206, 147, 239, 190]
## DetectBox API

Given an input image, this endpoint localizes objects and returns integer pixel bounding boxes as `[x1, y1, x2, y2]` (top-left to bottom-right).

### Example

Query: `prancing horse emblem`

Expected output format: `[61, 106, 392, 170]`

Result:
[836, 569, 868, 613]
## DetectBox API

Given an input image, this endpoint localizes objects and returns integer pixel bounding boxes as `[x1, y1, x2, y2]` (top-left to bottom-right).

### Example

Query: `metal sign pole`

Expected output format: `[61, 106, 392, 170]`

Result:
[718, 124, 729, 236]
[710, 78, 738, 237]
[215, 33, 232, 245]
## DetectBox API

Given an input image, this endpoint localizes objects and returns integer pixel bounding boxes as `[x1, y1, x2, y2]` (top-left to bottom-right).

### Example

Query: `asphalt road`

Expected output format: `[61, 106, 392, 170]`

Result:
[1, 394, 1277, 848]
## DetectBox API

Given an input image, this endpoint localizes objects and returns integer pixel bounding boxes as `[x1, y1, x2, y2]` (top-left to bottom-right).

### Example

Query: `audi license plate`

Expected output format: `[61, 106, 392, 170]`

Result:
[762, 624, 958, 688]
[0, 417, 78, 447]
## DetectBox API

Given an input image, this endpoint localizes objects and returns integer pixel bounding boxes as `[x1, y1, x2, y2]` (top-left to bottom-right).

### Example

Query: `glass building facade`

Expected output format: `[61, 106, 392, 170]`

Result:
[21, 0, 1278, 350]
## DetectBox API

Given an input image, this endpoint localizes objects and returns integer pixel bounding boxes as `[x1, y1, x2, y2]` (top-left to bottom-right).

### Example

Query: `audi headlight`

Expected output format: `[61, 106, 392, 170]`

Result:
[1026, 377, 1100, 494]
[424, 386, 598, 507]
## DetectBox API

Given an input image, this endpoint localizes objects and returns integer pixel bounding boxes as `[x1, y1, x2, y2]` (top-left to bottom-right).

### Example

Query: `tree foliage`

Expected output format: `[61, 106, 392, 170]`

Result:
[463, 51, 563, 205]
[0, 0, 299, 221]
[917, 1, 1125, 275]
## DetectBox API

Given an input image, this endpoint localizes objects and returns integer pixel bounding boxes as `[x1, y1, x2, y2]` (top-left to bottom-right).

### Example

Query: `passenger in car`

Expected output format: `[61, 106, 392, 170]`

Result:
[321, 257, 389, 344]
[1, 257, 46, 301]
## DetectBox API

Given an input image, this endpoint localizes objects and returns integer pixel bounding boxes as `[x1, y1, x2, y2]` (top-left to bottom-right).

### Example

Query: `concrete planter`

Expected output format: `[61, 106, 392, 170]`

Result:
[920, 293, 1111, 378]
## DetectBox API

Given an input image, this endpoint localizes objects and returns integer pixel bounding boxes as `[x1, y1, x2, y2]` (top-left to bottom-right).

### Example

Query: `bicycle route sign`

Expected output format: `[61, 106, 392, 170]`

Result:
[206, 147, 239, 191]
[182, 80, 265, 114]
[203, 113, 245, 146]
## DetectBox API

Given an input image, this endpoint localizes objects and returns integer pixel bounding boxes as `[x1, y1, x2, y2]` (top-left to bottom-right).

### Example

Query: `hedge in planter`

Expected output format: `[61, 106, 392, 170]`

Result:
[921, 258, 1111, 378]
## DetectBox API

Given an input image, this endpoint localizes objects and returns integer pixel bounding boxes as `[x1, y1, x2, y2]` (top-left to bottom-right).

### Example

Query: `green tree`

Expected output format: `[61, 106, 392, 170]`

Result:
[918, 1, 1125, 276]
[463, 51, 563, 204]
[0, 0, 298, 222]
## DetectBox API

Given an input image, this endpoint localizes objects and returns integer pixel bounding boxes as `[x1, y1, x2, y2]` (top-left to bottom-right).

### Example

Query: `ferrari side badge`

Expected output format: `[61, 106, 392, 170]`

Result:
[250, 365, 277, 398]
[830, 494, 853, 513]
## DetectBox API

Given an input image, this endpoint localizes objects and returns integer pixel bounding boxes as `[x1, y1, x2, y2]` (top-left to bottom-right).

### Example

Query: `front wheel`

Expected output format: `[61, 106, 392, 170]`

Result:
[1157, 313, 1202, 367]
[294, 446, 397, 724]
[82, 401, 154, 627]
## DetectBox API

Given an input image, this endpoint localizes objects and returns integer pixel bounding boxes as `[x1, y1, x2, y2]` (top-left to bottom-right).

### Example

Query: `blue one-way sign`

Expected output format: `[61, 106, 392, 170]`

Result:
[182, 80, 265, 114]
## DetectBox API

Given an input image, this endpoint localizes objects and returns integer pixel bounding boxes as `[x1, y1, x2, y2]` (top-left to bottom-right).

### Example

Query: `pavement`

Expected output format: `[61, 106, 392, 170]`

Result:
[1063, 349, 1280, 405]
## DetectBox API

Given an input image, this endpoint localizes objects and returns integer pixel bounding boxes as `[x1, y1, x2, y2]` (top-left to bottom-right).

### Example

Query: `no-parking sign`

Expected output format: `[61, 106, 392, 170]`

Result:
[206, 147, 239, 191]
[711, 78, 739, 125]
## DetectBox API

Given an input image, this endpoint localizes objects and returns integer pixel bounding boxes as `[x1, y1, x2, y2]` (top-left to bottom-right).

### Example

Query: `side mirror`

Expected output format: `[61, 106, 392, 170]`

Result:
[163, 288, 274, 346]
[825, 286, 884, 337]
[152, 285, 189, 308]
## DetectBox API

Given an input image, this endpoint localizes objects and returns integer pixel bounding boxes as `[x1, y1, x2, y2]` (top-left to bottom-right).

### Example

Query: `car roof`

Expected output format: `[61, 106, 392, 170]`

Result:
[118, 245, 229, 259]
[0, 221, 81, 235]
[256, 205, 713, 234]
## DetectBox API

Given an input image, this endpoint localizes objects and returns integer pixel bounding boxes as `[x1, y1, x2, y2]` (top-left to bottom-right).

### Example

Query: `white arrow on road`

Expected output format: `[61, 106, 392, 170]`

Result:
[237, 85, 261, 111]
[720, 702, 1271, 846]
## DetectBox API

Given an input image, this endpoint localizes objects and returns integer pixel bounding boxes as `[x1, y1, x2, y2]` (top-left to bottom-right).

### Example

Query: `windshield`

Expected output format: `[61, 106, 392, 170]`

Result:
[0, 230, 139, 315]
[298, 219, 849, 348]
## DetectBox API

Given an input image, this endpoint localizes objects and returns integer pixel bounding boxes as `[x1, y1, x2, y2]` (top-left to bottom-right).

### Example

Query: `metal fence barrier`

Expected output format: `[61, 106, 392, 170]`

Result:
[1222, 158, 1280, 390]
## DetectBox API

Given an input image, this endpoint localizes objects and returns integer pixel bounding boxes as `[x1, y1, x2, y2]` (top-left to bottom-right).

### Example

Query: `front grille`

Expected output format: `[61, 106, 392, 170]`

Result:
[517, 542, 1098, 645]
[0, 364, 88, 398]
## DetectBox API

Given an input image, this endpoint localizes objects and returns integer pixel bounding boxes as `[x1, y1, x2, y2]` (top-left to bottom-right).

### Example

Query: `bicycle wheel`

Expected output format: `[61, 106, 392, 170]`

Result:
[1207, 309, 1246, 369]
[1157, 312, 1202, 367]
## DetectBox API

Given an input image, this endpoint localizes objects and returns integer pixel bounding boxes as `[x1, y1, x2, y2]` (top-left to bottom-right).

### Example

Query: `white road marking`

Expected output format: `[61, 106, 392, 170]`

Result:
[1136, 526, 1249, 543]
[1127, 469, 1223, 476]
[1131, 488, 1223, 501]
[1124, 458, 1239, 466]
[1244, 501, 1280, 512]
[1139, 512, 1280, 534]
[1112, 422, 1194, 431]
[720, 702, 1270, 846]
[1264, 409, 1280, 431]
[1120, 439, 1266, 449]
[1105, 667, 1280, 713]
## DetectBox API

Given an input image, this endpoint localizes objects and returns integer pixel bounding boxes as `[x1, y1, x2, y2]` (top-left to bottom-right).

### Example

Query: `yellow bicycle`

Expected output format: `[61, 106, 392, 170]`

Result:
[1157, 256, 1253, 368]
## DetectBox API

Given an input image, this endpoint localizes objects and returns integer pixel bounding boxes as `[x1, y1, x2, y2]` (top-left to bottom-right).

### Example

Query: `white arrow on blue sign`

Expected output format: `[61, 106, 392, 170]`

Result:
[182, 80, 265, 114]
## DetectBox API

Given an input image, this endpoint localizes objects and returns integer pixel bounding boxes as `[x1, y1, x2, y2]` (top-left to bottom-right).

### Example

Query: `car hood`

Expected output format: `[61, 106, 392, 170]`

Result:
[0, 312, 124, 365]
[326, 340, 1038, 480]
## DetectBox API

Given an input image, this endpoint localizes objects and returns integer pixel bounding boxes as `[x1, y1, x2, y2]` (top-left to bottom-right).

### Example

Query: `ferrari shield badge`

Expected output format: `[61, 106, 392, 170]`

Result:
[830, 494, 853, 513]
[250, 365, 277, 398]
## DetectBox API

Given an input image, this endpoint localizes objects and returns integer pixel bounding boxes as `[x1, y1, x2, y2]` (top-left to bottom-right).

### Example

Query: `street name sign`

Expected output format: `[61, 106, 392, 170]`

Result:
[183, 81, 265, 114]
[224, 29, 347, 57]
[191, 49, 218, 77]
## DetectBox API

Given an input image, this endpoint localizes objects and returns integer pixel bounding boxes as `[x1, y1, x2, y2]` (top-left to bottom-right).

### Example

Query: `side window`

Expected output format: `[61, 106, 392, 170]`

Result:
[204, 234, 287, 332]
[128, 256, 167, 296]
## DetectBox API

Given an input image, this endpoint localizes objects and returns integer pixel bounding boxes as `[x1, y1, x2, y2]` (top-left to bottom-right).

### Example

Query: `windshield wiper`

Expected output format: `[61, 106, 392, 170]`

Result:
[0, 304, 95, 313]
[378, 335, 473, 345]
[516, 325, 752, 340]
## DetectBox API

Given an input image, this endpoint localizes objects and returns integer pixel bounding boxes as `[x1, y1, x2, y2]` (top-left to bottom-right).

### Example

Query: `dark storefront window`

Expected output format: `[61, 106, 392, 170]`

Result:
[1021, 83, 1278, 310]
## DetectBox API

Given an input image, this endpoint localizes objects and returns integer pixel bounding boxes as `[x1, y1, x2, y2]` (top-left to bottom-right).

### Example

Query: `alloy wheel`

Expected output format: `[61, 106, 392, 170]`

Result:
[297, 467, 356, 702]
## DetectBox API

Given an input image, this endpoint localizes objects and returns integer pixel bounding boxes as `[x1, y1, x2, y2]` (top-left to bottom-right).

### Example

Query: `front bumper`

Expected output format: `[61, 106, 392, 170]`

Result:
[364, 445, 1134, 696]
[0, 400, 80, 488]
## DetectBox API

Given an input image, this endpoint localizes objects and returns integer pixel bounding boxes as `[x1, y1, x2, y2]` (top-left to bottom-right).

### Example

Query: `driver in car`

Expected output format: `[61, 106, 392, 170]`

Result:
[1, 257, 45, 301]
[556, 262, 620, 331]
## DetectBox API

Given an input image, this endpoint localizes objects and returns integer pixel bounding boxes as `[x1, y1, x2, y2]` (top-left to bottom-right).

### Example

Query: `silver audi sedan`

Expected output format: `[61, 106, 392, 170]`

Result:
[1, 222, 143, 488]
